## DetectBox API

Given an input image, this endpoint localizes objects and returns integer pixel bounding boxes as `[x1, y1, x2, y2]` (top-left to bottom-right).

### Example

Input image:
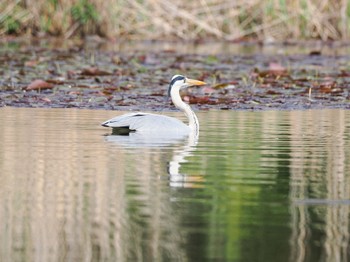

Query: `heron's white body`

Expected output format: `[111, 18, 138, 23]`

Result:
[102, 112, 190, 135]
[101, 75, 205, 138]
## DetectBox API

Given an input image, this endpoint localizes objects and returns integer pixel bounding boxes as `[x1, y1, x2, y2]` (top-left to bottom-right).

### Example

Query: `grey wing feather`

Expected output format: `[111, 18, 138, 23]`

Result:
[101, 112, 147, 129]
[101, 112, 190, 134]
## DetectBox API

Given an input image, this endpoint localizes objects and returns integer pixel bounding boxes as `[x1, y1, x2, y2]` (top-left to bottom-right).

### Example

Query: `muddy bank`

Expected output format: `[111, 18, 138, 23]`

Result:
[0, 40, 349, 111]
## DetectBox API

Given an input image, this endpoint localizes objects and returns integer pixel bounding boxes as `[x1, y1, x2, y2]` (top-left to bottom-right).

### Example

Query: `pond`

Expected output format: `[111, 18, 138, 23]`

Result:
[0, 107, 349, 261]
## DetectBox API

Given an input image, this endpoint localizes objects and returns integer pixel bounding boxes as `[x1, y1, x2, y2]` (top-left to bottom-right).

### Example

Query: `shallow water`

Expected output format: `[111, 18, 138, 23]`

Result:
[3, 38, 350, 56]
[0, 107, 349, 262]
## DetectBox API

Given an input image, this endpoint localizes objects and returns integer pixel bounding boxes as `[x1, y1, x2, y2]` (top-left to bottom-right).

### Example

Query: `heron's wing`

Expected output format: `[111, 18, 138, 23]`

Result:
[101, 112, 189, 133]
[102, 112, 149, 129]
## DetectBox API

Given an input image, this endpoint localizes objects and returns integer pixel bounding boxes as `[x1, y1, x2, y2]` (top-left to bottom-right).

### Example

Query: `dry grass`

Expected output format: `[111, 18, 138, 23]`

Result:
[0, 0, 349, 41]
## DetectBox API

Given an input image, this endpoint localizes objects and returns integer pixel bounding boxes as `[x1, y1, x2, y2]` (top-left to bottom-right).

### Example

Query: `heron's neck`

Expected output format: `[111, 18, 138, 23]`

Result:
[171, 91, 199, 133]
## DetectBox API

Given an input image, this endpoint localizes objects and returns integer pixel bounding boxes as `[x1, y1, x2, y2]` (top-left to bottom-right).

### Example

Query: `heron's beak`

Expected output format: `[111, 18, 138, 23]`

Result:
[185, 78, 206, 86]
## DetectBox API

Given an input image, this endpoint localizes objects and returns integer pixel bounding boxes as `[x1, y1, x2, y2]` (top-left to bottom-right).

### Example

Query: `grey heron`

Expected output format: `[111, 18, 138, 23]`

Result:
[101, 75, 206, 137]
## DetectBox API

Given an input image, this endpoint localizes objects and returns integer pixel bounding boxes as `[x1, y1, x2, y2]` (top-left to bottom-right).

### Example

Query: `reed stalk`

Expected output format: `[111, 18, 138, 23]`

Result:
[0, 0, 349, 40]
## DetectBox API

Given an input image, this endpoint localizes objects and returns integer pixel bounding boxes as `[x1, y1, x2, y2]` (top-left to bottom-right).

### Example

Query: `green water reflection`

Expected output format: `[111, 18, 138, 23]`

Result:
[0, 108, 349, 262]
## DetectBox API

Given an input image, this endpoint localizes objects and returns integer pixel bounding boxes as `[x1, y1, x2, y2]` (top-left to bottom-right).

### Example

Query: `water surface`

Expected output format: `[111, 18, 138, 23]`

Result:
[0, 107, 349, 261]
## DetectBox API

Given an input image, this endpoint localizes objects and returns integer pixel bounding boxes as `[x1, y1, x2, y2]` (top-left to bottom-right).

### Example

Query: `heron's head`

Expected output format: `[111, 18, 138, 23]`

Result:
[168, 75, 206, 97]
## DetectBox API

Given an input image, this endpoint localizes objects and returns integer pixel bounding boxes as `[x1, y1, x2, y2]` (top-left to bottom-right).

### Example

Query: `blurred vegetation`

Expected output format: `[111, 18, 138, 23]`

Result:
[0, 0, 350, 41]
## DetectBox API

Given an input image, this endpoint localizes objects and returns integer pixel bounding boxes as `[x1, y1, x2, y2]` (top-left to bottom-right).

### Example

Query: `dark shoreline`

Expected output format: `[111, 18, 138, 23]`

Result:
[1, 39, 350, 111]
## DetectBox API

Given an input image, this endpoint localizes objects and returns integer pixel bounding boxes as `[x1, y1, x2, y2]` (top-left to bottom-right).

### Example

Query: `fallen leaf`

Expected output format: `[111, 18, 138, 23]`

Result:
[68, 91, 81, 95]
[26, 80, 54, 91]
[184, 95, 211, 104]
[102, 87, 119, 95]
[318, 84, 335, 94]
[67, 70, 77, 79]
[294, 77, 309, 82]
[81, 67, 112, 76]
[46, 78, 66, 84]
[338, 70, 350, 77]
[24, 57, 47, 67]
[202, 87, 216, 94]
[112, 55, 122, 64]
[266, 89, 281, 95]
[309, 50, 322, 56]
[143, 54, 159, 65]
[212, 81, 238, 89]
[268, 62, 287, 75]
[40, 97, 51, 103]
[25, 60, 39, 67]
